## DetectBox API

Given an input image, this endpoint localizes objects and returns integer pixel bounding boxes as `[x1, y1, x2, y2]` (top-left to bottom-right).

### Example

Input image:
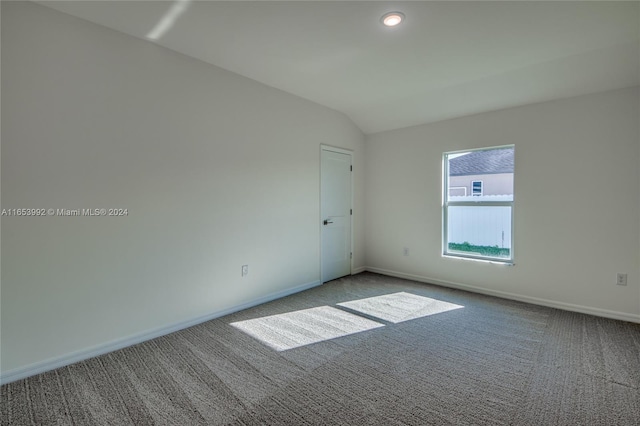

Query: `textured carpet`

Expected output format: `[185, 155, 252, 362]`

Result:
[2, 272, 639, 425]
[337, 291, 464, 323]
[230, 306, 384, 351]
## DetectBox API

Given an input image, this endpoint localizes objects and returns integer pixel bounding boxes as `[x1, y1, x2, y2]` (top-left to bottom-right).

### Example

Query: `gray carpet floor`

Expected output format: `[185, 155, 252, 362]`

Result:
[2, 272, 639, 425]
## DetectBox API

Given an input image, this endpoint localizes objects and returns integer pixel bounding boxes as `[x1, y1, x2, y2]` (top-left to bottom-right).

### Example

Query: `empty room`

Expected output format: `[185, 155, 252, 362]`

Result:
[1, 1, 639, 425]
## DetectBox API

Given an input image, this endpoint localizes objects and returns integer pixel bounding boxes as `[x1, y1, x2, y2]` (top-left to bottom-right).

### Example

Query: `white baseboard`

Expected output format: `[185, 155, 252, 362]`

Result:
[365, 266, 640, 324]
[0, 279, 322, 385]
[352, 266, 366, 274]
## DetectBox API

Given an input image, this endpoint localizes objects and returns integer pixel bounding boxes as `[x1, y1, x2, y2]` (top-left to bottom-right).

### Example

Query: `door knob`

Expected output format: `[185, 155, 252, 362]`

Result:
[323, 219, 334, 225]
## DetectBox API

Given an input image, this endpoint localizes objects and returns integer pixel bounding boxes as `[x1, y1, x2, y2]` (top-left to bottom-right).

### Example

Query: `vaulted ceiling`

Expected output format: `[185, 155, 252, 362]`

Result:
[36, 1, 640, 134]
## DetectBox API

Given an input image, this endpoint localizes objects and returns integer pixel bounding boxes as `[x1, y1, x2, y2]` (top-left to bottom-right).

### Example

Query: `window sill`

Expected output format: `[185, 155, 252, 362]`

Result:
[442, 254, 514, 266]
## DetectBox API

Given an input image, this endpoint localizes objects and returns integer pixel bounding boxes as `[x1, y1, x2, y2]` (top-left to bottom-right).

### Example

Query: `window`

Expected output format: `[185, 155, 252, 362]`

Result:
[471, 180, 483, 196]
[443, 146, 514, 263]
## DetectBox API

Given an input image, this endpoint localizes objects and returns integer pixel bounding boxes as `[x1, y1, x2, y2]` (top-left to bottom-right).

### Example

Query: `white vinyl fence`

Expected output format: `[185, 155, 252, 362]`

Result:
[448, 195, 512, 248]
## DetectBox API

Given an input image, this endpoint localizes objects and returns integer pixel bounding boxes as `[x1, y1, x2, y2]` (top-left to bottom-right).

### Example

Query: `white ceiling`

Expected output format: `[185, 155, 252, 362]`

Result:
[36, 1, 640, 134]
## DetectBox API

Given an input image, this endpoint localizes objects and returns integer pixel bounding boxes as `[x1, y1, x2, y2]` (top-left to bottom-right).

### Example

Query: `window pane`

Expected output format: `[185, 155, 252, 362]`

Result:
[447, 205, 511, 259]
[472, 181, 483, 196]
[447, 147, 514, 202]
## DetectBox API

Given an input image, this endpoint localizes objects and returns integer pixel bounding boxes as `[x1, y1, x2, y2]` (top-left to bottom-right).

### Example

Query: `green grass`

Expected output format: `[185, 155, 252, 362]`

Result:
[448, 242, 510, 258]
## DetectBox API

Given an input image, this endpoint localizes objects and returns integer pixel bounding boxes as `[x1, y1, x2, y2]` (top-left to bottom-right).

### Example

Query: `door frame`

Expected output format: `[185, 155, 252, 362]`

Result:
[320, 144, 354, 283]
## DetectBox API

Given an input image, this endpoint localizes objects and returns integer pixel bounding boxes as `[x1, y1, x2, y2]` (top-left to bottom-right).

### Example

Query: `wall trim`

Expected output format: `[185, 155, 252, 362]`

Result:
[352, 266, 366, 274]
[0, 279, 322, 385]
[365, 266, 640, 324]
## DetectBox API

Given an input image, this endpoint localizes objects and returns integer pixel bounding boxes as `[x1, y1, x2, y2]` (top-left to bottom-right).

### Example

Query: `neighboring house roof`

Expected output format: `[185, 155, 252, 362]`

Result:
[449, 148, 514, 176]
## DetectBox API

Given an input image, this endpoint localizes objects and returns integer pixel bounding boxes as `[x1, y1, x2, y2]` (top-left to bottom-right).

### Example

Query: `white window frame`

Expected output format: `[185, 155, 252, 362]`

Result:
[442, 145, 514, 264]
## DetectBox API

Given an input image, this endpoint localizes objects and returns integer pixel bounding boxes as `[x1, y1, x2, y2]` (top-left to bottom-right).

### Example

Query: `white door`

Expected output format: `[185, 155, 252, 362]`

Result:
[321, 148, 352, 283]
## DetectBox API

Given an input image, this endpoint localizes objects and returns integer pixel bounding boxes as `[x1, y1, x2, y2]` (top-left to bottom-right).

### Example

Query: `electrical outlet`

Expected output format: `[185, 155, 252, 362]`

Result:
[616, 273, 627, 286]
[242, 265, 249, 277]
[403, 247, 409, 256]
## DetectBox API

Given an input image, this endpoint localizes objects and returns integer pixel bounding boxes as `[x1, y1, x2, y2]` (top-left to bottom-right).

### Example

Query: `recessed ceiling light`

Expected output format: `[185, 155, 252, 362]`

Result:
[381, 12, 405, 27]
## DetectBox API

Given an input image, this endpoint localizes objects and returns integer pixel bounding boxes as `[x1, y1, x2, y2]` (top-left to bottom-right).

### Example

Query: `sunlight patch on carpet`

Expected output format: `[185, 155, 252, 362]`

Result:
[338, 292, 464, 323]
[230, 306, 384, 351]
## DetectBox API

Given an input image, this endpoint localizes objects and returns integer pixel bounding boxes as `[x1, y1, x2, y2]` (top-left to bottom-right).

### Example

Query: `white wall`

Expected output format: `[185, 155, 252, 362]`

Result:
[365, 87, 640, 321]
[1, 2, 365, 375]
